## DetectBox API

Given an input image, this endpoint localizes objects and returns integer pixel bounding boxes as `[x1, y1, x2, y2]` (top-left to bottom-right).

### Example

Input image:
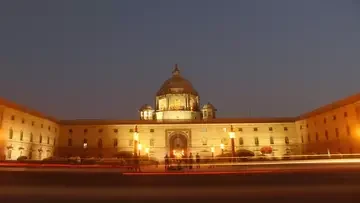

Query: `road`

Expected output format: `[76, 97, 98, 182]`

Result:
[1, 163, 360, 202]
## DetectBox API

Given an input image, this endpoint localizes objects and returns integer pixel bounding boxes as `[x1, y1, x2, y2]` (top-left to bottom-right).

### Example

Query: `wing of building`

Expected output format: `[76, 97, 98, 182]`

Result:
[0, 64, 359, 161]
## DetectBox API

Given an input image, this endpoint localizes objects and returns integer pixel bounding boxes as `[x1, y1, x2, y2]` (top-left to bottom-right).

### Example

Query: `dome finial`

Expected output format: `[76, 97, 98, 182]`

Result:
[172, 64, 180, 76]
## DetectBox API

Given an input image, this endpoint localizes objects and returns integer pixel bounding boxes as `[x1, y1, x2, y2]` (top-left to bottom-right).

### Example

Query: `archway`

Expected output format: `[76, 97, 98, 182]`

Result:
[169, 133, 188, 158]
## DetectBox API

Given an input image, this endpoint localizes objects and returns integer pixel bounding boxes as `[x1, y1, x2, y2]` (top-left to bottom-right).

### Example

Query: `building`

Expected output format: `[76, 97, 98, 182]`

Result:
[0, 65, 359, 161]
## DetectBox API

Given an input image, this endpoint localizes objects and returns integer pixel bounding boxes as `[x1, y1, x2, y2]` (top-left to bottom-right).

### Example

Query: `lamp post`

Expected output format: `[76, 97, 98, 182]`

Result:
[145, 147, 150, 160]
[138, 143, 142, 157]
[133, 125, 139, 156]
[220, 143, 224, 155]
[210, 146, 215, 168]
[229, 125, 236, 161]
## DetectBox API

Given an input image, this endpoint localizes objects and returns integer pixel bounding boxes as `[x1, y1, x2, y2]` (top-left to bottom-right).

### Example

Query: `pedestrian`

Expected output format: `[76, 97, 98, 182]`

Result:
[189, 153, 193, 170]
[196, 153, 201, 169]
[164, 154, 169, 171]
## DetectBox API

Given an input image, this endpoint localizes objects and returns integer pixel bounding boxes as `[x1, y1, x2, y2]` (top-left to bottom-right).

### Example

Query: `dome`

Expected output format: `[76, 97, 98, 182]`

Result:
[156, 65, 199, 96]
[139, 104, 153, 111]
[202, 102, 216, 111]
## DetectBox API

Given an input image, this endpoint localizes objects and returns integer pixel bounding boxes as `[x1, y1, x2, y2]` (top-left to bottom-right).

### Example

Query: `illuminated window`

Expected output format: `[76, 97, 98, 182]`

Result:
[346, 126, 351, 136]
[270, 136, 274, 144]
[285, 137, 289, 144]
[335, 128, 339, 138]
[254, 137, 259, 146]
[98, 139, 103, 148]
[239, 137, 244, 145]
[83, 139, 88, 148]
[9, 128, 13, 139]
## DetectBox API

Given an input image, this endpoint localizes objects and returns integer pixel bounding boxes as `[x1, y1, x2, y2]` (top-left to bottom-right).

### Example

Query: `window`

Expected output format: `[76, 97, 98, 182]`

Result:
[150, 138, 155, 147]
[253, 127, 258, 132]
[48, 126, 51, 131]
[324, 118, 327, 124]
[270, 136, 274, 144]
[39, 135, 42, 143]
[344, 112, 348, 117]
[346, 126, 351, 136]
[335, 128, 339, 138]
[114, 129, 118, 133]
[69, 129, 73, 134]
[316, 133, 319, 141]
[300, 125, 303, 130]
[54, 139, 56, 146]
[306, 124, 309, 128]
[83, 139, 88, 148]
[239, 137, 244, 145]
[113, 138, 118, 147]
[150, 129, 155, 133]
[9, 128, 13, 139]
[285, 137, 289, 144]
[47, 137, 50, 144]
[254, 137, 259, 146]
[54, 128, 57, 133]
[129, 140, 133, 146]
[129, 129, 134, 133]
[98, 139, 103, 148]
[68, 138, 72, 146]
[30, 133, 33, 142]
[301, 136, 304, 144]
[20, 131, 23, 141]
[11, 115, 15, 120]
[325, 130, 329, 140]
[307, 134, 311, 143]
[98, 129, 103, 133]
[284, 127, 288, 131]
[269, 127, 273, 132]
[22, 119, 25, 124]
[41, 124, 43, 128]
[333, 115, 336, 120]
[238, 128, 243, 132]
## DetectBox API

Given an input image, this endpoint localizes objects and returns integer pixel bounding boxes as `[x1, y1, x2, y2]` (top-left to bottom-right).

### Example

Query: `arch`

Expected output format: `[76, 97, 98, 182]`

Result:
[169, 133, 188, 157]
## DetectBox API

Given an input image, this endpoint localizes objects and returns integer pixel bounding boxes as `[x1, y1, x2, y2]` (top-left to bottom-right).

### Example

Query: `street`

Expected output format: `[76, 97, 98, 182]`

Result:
[1, 163, 360, 202]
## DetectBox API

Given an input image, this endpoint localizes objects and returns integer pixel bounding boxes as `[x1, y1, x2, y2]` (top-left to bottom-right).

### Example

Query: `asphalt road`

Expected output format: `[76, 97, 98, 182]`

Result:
[1, 164, 360, 202]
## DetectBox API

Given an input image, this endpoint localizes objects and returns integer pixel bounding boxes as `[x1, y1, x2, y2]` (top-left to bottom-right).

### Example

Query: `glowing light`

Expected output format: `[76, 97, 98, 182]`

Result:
[211, 146, 215, 153]
[138, 143, 142, 151]
[229, 131, 235, 139]
[133, 132, 139, 141]
[145, 147, 149, 154]
[220, 143, 224, 149]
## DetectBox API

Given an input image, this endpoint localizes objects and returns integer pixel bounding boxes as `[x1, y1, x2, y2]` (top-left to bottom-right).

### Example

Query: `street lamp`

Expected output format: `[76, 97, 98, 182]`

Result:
[220, 143, 224, 154]
[210, 146, 215, 168]
[133, 125, 139, 156]
[138, 143, 142, 157]
[145, 147, 150, 160]
[228, 125, 236, 160]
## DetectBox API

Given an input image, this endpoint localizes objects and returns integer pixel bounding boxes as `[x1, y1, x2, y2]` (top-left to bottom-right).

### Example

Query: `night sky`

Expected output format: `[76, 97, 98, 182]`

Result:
[1, 1, 360, 120]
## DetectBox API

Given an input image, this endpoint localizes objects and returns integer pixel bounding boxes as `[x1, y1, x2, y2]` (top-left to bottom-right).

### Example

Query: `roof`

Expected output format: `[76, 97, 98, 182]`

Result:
[139, 104, 153, 111]
[156, 65, 199, 96]
[59, 117, 295, 126]
[0, 97, 58, 123]
[202, 102, 217, 111]
[297, 92, 360, 120]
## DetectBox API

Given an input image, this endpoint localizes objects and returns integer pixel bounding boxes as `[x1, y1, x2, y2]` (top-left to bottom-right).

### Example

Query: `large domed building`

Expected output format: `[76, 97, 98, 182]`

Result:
[0, 64, 359, 162]
[139, 64, 211, 121]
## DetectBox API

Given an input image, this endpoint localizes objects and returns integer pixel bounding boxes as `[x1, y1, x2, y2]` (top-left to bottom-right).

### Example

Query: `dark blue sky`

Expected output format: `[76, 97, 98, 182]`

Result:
[1, 1, 359, 120]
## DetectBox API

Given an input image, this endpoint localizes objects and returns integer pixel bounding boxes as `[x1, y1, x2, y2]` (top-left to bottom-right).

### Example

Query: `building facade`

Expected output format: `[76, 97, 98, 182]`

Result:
[0, 65, 360, 161]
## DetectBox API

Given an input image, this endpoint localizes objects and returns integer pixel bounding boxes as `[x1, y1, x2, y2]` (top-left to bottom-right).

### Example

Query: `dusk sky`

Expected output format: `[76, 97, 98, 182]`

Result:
[1, 0, 360, 120]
